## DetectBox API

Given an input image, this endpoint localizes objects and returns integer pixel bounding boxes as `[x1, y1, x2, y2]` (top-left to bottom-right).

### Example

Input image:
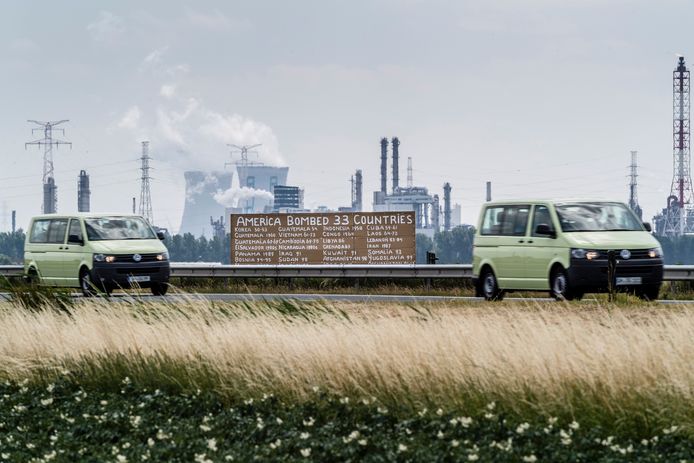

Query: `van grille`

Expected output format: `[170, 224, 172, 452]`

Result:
[593, 249, 652, 260]
[112, 253, 160, 263]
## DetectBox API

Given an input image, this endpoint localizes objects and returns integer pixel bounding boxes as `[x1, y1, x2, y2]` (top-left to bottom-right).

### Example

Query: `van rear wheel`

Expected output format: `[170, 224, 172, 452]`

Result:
[479, 268, 503, 301]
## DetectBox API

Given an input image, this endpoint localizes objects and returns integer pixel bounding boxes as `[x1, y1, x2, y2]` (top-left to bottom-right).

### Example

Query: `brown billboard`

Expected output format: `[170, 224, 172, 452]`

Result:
[230, 211, 416, 265]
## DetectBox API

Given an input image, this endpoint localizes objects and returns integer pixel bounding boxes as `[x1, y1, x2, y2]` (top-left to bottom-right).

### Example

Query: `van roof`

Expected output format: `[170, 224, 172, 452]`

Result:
[484, 199, 627, 206]
[29, 213, 146, 220]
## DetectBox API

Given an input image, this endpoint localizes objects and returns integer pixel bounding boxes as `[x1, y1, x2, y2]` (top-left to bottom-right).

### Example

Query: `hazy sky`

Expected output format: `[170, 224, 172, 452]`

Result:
[0, 0, 690, 232]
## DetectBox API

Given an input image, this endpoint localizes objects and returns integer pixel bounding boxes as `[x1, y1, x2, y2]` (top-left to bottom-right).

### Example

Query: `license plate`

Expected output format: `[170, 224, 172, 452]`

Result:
[128, 275, 150, 283]
[616, 276, 642, 286]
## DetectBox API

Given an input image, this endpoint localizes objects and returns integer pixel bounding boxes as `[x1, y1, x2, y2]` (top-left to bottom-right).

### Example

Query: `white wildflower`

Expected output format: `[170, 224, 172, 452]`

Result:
[468, 454, 479, 461]
[207, 438, 217, 451]
[194, 454, 213, 463]
[100, 400, 108, 406]
[156, 429, 170, 440]
[397, 444, 408, 453]
[122, 377, 131, 385]
[436, 408, 444, 416]
[276, 418, 283, 425]
[147, 438, 155, 447]
[437, 430, 445, 439]
[46, 384, 55, 393]
[569, 420, 580, 430]
[339, 397, 349, 404]
[269, 439, 282, 449]
[300, 432, 310, 440]
[418, 408, 428, 417]
[548, 417, 558, 425]
[523, 455, 537, 463]
[130, 416, 141, 428]
[300, 448, 311, 457]
[451, 439, 460, 447]
[200, 424, 212, 432]
[377, 406, 388, 414]
[486, 402, 496, 411]
[516, 422, 530, 434]
[358, 439, 367, 446]
[663, 425, 679, 435]
[41, 398, 54, 406]
[312, 386, 319, 393]
[303, 417, 315, 427]
[116, 455, 127, 463]
[484, 412, 494, 419]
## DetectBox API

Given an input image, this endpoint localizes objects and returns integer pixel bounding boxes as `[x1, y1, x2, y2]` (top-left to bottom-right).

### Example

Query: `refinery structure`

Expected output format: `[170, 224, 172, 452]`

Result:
[372, 137, 455, 237]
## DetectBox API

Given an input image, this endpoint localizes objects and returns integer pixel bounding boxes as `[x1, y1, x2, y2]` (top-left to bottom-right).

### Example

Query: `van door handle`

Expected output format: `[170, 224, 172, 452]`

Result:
[527, 240, 534, 244]
[518, 239, 525, 243]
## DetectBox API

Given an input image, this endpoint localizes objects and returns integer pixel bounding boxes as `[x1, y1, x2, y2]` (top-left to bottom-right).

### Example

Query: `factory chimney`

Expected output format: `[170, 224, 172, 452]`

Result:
[443, 182, 452, 231]
[43, 178, 57, 214]
[380, 138, 388, 194]
[11, 210, 16, 233]
[486, 181, 492, 202]
[352, 169, 363, 212]
[78, 170, 90, 212]
[391, 137, 400, 192]
[132, 197, 136, 214]
[432, 194, 440, 232]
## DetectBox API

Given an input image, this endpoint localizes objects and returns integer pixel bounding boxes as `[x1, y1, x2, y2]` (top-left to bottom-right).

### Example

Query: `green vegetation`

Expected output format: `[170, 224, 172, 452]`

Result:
[0, 379, 690, 462]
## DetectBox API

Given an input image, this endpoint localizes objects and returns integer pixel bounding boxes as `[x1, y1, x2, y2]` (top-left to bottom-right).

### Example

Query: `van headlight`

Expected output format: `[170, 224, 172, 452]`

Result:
[648, 247, 663, 258]
[156, 251, 169, 261]
[93, 254, 116, 263]
[571, 248, 587, 259]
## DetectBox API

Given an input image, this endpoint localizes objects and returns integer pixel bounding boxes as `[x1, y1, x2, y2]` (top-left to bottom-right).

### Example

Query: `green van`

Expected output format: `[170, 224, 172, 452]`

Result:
[472, 200, 663, 301]
[24, 213, 171, 296]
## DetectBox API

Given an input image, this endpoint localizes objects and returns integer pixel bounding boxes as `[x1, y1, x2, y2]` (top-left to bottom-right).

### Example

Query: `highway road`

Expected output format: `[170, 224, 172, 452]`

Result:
[1, 292, 693, 304]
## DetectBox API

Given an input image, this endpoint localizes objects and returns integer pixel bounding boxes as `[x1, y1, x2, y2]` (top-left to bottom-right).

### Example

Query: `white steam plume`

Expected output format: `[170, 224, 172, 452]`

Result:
[213, 186, 274, 208]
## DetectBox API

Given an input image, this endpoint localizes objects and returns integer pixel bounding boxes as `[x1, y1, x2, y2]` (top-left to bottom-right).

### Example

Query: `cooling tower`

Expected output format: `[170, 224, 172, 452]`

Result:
[179, 171, 233, 237]
[236, 165, 289, 213]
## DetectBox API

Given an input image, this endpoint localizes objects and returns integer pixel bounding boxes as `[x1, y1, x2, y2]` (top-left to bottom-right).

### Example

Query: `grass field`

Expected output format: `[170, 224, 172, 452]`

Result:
[0, 295, 692, 461]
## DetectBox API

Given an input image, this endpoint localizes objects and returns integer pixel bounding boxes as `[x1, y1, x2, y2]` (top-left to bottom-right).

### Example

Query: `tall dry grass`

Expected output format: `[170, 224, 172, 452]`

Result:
[0, 297, 692, 434]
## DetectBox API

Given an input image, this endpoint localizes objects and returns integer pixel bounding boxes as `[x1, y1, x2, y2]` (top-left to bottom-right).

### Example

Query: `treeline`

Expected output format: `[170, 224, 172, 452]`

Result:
[416, 226, 475, 264]
[0, 228, 689, 265]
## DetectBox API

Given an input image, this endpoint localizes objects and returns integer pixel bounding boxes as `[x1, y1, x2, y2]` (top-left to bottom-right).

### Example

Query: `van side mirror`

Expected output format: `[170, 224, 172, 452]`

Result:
[68, 234, 84, 246]
[643, 222, 652, 232]
[156, 231, 165, 241]
[535, 224, 556, 238]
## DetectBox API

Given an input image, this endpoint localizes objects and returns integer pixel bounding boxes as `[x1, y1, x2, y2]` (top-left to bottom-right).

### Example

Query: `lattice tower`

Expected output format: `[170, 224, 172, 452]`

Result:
[139, 141, 154, 224]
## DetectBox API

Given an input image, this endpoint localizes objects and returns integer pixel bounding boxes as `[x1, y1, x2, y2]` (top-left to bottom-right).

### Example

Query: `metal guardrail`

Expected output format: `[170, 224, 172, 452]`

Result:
[2, 263, 694, 280]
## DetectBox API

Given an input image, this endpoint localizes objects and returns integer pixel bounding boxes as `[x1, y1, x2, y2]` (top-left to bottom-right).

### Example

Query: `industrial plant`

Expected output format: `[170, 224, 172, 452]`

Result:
[372, 137, 456, 237]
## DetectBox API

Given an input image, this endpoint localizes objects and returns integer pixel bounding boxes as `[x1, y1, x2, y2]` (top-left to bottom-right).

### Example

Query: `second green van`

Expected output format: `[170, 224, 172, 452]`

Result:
[24, 213, 171, 296]
[472, 200, 663, 301]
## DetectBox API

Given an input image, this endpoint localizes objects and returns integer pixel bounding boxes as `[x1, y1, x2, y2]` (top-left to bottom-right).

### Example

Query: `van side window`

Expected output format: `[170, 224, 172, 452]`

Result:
[68, 219, 83, 241]
[531, 206, 555, 236]
[481, 205, 530, 236]
[46, 219, 69, 244]
[29, 219, 51, 243]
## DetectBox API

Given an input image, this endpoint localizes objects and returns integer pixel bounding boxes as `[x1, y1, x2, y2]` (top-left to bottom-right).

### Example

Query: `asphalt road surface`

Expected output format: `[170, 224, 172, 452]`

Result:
[1, 292, 693, 304]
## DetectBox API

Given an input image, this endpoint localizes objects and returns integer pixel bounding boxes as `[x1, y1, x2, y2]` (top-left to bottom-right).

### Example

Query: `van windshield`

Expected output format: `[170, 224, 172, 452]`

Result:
[555, 202, 643, 232]
[85, 217, 156, 241]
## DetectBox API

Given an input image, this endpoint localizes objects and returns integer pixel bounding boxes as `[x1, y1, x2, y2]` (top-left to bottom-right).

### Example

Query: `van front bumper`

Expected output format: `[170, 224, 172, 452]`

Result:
[567, 257, 663, 292]
[91, 261, 170, 289]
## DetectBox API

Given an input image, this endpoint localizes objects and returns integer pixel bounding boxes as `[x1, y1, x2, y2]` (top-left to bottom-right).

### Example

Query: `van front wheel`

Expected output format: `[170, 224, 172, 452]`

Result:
[80, 268, 96, 297]
[151, 283, 169, 296]
[479, 268, 503, 301]
[550, 268, 577, 301]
